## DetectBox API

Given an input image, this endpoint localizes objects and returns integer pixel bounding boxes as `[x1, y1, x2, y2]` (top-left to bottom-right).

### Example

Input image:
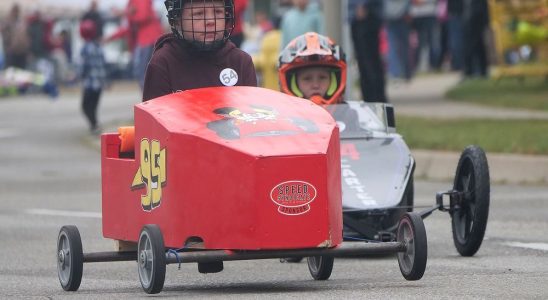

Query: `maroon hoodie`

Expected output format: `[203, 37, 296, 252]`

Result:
[143, 34, 257, 101]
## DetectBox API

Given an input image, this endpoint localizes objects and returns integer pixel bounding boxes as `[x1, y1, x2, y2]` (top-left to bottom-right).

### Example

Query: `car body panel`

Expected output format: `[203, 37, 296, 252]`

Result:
[101, 87, 343, 250]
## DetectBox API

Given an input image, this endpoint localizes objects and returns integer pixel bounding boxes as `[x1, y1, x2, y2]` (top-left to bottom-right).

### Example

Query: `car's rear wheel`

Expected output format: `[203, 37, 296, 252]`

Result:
[451, 145, 490, 257]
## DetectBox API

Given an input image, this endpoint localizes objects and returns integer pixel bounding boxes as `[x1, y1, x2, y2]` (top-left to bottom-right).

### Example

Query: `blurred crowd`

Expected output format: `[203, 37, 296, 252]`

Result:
[0, 0, 169, 98]
[244, 0, 493, 103]
[1, 0, 541, 102]
[0, 4, 73, 97]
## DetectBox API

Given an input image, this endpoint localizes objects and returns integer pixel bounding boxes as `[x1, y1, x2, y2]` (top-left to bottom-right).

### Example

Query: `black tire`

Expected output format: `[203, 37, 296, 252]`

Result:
[307, 256, 334, 280]
[137, 225, 166, 294]
[451, 145, 490, 257]
[57, 225, 84, 291]
[397, 213, 427, 281]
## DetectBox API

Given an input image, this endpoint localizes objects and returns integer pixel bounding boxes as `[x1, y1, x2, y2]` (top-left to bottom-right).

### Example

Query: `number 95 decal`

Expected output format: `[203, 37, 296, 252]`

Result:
[131, 139, 167, 211]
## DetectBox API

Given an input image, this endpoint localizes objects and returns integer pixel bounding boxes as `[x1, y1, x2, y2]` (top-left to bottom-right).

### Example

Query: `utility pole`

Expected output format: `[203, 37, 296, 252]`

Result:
[322, 0, 343, 44]
[322, 0, 357, 100]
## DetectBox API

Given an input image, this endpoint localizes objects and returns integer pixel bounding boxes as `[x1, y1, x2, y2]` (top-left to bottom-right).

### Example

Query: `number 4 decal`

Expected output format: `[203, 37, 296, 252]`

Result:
[131, 138, 167, 211]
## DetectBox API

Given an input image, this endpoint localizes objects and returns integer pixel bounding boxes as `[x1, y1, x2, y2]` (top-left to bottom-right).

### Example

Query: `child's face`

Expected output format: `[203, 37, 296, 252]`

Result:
[296, 67, 331, 99]
[181, 1, 226, 44]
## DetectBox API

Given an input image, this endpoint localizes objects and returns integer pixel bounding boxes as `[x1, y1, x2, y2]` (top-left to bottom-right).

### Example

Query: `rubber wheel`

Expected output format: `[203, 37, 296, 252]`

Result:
[397, 213, 427, 281]
[451, 145, 490, 257]
[307, 256, 334, 280]
[138, 225, 166, 294]
[57, 225, 84, 291]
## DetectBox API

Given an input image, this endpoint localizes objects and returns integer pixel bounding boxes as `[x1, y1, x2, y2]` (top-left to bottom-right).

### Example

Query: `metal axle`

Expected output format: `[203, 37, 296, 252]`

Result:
[81, 242, 407, 264]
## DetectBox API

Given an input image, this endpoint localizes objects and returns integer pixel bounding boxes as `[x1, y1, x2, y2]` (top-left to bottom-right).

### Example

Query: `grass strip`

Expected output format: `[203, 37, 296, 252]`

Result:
[446, 78, 548, 111]
[396, 116, 548, 155]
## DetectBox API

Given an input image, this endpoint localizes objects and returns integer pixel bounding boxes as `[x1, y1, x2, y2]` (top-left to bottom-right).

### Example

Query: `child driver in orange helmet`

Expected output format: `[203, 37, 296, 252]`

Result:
[279, 33, 356, 264]
[278, 32, 360, 133]
[278, 32, 347, 105]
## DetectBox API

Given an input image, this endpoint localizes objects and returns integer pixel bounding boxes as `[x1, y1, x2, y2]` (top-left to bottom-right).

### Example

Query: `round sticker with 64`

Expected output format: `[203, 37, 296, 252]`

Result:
[219, 68, 239, 86]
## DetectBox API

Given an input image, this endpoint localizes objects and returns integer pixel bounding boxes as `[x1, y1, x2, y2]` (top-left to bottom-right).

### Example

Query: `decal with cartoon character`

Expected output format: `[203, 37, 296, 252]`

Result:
[207, 104, 318, 140]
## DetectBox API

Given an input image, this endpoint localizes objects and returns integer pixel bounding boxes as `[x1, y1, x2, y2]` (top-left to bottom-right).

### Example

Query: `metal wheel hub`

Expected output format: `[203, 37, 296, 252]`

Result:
[139, 250, 148, 268]
[58, 250, 67, 266]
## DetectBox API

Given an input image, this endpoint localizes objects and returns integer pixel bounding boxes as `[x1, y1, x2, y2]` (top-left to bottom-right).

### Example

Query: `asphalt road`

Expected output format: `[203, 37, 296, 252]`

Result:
[1, 89, 547, 299]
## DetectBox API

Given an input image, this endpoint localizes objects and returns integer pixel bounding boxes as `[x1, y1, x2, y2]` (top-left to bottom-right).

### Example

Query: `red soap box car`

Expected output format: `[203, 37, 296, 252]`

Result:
[101, 86, 342, 250]
[56, 87, 427, 294]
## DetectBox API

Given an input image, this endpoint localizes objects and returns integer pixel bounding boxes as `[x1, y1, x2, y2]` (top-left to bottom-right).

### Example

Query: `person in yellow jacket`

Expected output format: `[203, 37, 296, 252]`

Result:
[252, 19, 282, 90]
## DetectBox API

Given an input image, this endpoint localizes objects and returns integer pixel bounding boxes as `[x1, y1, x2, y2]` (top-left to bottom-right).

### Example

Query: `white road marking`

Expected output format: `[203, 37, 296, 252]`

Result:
[25, 208, 101, 219]
[504, 242, 548, 251]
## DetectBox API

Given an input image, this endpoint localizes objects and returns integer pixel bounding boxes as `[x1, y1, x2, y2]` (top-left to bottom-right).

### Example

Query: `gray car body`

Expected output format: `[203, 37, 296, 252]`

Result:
[328, 102, 415, 212]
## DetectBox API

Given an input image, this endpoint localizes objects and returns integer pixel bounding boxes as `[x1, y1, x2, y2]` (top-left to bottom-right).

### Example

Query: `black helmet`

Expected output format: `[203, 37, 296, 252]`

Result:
[164, 0, 235, 51]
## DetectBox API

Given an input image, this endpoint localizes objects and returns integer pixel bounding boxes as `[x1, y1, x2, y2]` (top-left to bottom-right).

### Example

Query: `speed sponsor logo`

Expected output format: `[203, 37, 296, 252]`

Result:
[270, 181, 317, 216]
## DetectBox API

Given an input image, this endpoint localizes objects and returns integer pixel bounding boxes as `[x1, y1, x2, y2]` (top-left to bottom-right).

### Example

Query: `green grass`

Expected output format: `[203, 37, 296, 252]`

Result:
[445, 77, 548, 111]
[396, 116, 548, 155]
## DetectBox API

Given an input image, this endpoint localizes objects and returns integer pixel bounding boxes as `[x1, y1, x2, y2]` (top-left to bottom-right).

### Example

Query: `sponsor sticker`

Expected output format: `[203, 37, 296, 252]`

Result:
[270, 181, 317, 216]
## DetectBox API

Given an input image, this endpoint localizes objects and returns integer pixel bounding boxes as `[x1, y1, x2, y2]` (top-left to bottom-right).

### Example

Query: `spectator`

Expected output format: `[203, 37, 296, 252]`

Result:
[280, 0, 325, 48]
[252, 17, 281, 90]
[49, 28, 76, 84]
[103, 22, 136, 59]
[82, 0, 104, 39]
[383, 0, 412, 81]
[229, 0, 248, 48]
[255, 11, 274, 34]
[109, 0, 164, 90]
[350, 0, 387, 102]
[26, 10, 58, 93]
[435, 0, 450, 70]
[27, 11, 48, 61]
[462, 0, 490, 78]
[79, 20, 107, 135]
[59, 29, 73, 64]
[1, 4, 29, 69]
[410, 0, 440, 73]
[447, 0, 464, 70]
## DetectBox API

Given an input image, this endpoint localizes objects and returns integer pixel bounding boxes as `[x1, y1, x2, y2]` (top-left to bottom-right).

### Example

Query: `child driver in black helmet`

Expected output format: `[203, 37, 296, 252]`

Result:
[143, 0, 257, 101]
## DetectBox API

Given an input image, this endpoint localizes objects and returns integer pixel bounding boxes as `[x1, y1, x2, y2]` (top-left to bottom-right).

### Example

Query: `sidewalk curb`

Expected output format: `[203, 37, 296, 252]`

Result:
[413, 149, 548, 186]
[82, 77, 548, 186]
[85, 130, 548, 186]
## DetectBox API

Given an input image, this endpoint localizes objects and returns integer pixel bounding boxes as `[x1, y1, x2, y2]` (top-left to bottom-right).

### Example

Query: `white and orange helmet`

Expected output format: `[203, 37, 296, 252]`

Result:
[278, 32, 347, 105]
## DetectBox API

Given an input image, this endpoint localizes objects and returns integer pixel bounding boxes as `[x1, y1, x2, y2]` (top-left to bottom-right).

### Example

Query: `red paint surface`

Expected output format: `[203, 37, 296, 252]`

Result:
[101, 87, 342, 250]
